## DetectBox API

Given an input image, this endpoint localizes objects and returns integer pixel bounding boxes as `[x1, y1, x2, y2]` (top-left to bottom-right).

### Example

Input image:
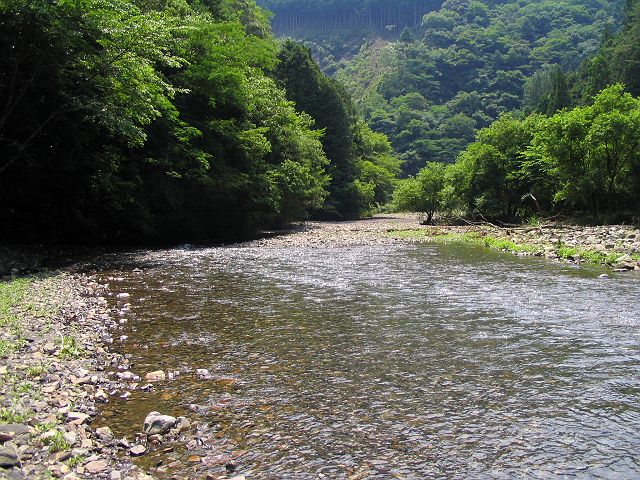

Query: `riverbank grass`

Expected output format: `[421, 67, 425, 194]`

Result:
[0, 277, 33, 357]
[387, 229, 638, 267]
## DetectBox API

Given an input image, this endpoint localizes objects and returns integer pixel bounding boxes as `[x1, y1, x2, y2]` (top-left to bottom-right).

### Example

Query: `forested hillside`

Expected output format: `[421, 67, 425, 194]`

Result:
[263, 0, 625, 175]
[393, 0, 640, 223]
[0, 0, 398, 243]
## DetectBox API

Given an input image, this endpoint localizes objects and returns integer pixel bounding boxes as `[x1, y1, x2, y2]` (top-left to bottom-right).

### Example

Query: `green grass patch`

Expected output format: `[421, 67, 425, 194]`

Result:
[27, 364, 48, 378]
[0, 339, 14, 357]
[386, 229, 430, 239]
[474, 235, 542, 254]
[58, 335, 84, 359]
[65, 455, 86, 468]
[430, 231, 544, 255]
[34, 422, 58, 433]
[556, 245, 634, 265]
[44, 430, 71, 453]
[0, 407, 31, 424]
[0, 277, 33, 357]
[0, 277, 32, 328]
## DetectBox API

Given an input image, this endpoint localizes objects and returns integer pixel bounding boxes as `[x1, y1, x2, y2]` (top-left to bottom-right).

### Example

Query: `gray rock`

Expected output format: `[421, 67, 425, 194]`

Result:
[94, 389, 109, 402]
[48, 463, 69, 477]
[66, 412, 89, 424]
[173, 416, 191, 433]
[117, 437, 131, 449]
[85, 460, 109, 474]
[129, 445, 146, 456]
[51, 450, 72, 463]
[0, 445, 21, 468]
[144, 370, 165, 382]
[95, 426, 114, 443]
[0, 425, 30, 436]
[143, 412, 176, 435]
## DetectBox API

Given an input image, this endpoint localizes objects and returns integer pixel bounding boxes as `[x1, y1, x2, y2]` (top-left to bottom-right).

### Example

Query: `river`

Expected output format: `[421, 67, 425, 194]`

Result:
[96, 227, 640, 479]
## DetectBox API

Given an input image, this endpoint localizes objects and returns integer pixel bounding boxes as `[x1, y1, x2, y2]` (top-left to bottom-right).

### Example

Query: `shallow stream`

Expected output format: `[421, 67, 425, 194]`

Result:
[97, 240, 640, 479]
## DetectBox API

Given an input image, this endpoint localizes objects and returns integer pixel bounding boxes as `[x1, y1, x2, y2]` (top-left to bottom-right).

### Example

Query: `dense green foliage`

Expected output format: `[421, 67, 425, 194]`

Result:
[394, 85, 640, 222]
[0, 0, 398, 243]
[2, 0, 637, 243]
[393, 0, 640, 222]
[273, 41, 400, 217]
[320, 0, 624, 175]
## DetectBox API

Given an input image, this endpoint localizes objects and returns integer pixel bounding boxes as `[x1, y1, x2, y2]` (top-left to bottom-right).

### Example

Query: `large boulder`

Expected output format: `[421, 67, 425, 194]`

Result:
[143, 412, 176, 435]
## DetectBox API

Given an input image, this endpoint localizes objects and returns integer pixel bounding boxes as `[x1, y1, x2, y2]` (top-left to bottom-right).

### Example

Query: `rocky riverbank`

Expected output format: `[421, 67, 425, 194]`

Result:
[0, 273, 205, 480]
[251, 215, 640, 271]
[0, 273, 143, 479]
[2, 216, 638, 478]
[1, 269, 251, 480]
[471, 224, 640, 271]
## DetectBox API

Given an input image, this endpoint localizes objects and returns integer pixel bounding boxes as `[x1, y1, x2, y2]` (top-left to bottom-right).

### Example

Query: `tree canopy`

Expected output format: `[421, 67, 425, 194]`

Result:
[279, 0, 624, 175]
[0, 0, 400, 242]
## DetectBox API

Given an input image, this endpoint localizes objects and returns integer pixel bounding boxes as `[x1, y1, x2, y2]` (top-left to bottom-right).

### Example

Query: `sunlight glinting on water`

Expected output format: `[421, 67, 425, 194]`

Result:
[100, 242, 640, 479]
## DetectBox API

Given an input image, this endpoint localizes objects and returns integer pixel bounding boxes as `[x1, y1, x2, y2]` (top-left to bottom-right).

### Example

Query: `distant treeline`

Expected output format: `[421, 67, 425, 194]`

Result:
[258, 0, 443, 33]
[332, 0, 624, 175]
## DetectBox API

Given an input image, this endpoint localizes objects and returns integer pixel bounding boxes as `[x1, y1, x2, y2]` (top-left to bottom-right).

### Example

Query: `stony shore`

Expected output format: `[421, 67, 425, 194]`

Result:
[1, 215, 638, 478]
[0, 273, 150, 479]
[0, 273, 218, 480]
[251, 214, 640, 271]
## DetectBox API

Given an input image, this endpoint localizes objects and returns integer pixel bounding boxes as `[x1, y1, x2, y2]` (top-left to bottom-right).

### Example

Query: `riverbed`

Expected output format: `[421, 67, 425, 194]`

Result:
[96, 218, 640, 479]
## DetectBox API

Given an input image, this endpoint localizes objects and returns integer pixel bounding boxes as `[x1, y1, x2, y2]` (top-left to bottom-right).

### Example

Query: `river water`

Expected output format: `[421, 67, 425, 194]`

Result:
[98, 239, 640, 479]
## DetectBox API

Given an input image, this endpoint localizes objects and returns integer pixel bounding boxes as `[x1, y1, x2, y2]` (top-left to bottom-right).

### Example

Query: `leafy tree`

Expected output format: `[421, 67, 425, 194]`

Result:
[392, 162, 447, 223]
[274, 40, 364, 217]
[529, 84, 640, 215]
[0, 0, 334, 242]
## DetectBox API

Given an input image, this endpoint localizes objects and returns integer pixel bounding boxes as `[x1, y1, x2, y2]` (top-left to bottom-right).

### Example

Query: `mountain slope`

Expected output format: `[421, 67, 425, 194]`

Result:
[260, 0, 625, 175]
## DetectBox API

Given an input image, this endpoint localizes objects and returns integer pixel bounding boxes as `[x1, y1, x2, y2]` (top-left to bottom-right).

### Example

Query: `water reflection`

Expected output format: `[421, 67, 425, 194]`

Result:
[99, 242, 640, 479]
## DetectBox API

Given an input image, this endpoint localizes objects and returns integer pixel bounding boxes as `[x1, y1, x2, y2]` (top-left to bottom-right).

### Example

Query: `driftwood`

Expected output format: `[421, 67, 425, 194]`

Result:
[449, 213, 578, 234]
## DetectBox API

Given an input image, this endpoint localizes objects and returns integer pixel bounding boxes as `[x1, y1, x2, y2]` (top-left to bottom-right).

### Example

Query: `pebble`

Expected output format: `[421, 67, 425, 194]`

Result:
[129, 445, 146, 457]
[0, 445, 21, 468]
[95, 427, 115, 443]
[144, 370, 165, 382]
[66, 412, 90, 424]
[85, 460, 109, 474]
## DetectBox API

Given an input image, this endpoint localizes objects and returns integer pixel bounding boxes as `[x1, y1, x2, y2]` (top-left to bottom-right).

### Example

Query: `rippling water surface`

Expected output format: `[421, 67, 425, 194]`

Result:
[99, 241, 640, 479]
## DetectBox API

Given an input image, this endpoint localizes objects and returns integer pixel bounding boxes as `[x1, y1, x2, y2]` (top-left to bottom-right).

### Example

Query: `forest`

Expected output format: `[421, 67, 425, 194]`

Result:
[391, 0, 640, 223]
[258, 0, 442, 33]
[274, 0, 625, 170]
[1, 0, 640, 245]
[264, 0, 640, 223]
[0, 0, 398, 243]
